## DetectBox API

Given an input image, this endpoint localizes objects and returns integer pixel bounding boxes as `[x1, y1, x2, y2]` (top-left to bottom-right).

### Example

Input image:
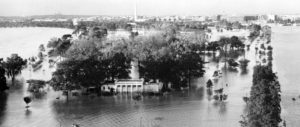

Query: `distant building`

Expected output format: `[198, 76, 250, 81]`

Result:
[224, 15, 244, 22]
[244, 16, 258, 22]
[72, 18, 79, 26]
[267, 15, 276, 21]
[217, 15, 222, 21]
[155, 16, 180, 22]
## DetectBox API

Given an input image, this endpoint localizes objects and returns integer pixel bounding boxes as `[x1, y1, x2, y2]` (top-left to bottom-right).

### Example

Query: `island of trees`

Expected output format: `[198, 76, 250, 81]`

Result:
[0, 19, 284, 127]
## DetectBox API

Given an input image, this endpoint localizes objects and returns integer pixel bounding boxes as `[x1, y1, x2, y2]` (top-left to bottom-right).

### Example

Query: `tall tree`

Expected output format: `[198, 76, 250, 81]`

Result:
[47, 35, 72, 57]
[50, 37, 132, 92]
[3, 54, 27, 84]
[230, 36, 245, 49]
[137, 32, 205, 89]
[103, 52, 131, 81]
[0, 59, 9, 92]
[241, 65, 281, 127]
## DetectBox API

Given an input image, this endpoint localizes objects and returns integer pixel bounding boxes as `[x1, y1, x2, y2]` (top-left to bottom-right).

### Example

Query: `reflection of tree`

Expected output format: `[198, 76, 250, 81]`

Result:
[51, 98, 107, 127]
[0, 93, 8, 125]
[240, 68, 249, 75]
[219, 102, 227, 115]
[195, 87, 205, 100]
[206, 89, 213, 96]
[7, 78, 25, 90]
[25, 109, 32, 117]
[210, 53, 221, 64]
[30, 92, 47, 99]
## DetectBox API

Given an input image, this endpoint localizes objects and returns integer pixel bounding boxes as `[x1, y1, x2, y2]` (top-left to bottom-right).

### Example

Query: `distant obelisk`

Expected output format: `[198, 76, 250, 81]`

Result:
[134, 0, 138, 22]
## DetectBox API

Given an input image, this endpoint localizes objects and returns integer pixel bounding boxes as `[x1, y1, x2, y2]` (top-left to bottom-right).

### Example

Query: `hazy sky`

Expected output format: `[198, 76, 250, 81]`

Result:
[0, 0, 300, 16]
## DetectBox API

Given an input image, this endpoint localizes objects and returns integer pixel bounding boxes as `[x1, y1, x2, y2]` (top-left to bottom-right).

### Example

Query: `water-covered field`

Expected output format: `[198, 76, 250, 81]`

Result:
[0, 26, 299, 127]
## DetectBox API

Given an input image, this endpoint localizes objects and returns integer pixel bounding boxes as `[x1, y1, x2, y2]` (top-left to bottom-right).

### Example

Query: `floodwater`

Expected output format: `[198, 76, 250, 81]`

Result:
[0, 26, 299, 127]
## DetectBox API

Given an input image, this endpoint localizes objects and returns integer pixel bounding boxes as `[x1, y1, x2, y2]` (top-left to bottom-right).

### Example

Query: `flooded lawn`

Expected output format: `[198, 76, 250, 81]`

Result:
[0, 26, 299, 127]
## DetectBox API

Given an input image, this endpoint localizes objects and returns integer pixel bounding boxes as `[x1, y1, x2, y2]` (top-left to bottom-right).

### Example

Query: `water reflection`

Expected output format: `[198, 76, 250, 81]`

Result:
[30, 92, 47, 99]
[7, 77, 25, 90]
[25, 109, 32, 117]
[195, 87, 205, 100]
[240, 68, 249, 75]
[0, 93, 8, 125]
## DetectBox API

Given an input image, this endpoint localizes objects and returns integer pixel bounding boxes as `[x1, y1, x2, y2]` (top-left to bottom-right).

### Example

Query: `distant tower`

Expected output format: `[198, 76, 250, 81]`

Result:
[134, 0, 138, 22]
[217, 15, 222, 21]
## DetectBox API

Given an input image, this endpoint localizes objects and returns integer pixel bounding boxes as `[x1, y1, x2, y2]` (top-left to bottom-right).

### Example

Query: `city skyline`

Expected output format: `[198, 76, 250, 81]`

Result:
[1, 0, 300, 17]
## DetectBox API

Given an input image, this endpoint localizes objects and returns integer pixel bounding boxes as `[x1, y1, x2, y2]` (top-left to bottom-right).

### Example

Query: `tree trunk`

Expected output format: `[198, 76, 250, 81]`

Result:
[66, 90, 69, 101]
[188, 70, 191, 90]
[12, 75, 15, 85]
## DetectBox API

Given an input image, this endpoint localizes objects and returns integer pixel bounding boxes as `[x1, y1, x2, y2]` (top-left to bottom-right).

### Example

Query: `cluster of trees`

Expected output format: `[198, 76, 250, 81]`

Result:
[240, 65, 282, 127]
[244, 16, 259, 22]
[0, 59, 8, 92]
[2, 54, 27, 84]
[206, 36, 245, 53]
[75, 20, 130, 31]
[0, 18, 213, 33]
[27, 79, 46, 93]
[134, 33, 206, 89]
[248, 24, 262, 41]
[73, 25, 108, 40]
[49, 30, 130, 92]
[0, 54, 27, 92]
[261, 25, 272, 41]
[0, 19, 129, 30]
[49, 27, 207, 92]
[0, 21, 74, 28]
[47, 34, 72, 57]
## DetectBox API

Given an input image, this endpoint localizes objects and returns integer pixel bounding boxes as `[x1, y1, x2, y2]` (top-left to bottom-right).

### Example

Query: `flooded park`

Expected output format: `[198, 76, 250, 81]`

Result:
[0, 26, 300, 127]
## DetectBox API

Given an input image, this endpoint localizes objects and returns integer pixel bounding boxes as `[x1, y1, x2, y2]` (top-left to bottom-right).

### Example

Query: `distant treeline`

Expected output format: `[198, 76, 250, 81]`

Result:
[0, 21, 74, 28]
[0, 20, 211, 31]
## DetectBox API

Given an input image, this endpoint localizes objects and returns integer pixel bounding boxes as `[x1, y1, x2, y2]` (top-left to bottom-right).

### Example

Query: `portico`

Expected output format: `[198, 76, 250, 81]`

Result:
[115, 79, 144, 93]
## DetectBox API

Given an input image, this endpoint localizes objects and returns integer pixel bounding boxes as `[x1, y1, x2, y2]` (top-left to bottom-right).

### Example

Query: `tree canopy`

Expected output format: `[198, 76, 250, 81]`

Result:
[50, 33, 131, 91]
[3, 54, 27, 83]
[0, 59, 9, 92]
[241, 65, 281, 127]
[135, 31, 206, 89]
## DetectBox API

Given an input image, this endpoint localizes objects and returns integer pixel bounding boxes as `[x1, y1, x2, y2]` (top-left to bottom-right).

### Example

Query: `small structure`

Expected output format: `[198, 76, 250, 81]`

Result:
[101, 79, 144, 93]
[26, 79, 46, 93]
[100, 79, 163, 93]
[143, 81, 163, 93]
[115, 79, 144, 93]
[101, 81, 115, 93]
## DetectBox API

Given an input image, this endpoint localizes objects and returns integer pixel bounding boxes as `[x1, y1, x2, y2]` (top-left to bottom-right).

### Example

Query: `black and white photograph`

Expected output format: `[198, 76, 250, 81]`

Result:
[0, 0, 299, 127]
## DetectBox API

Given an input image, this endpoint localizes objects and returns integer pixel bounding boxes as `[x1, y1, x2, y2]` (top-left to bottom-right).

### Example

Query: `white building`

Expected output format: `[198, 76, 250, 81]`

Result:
[101, 82, 115, 93]
[143, 82, 163, 93]
[101, 79, 143, 93]
[101, 79, 163, 93]
[72, 18, 79, 26]
[115, 79, 144, 93]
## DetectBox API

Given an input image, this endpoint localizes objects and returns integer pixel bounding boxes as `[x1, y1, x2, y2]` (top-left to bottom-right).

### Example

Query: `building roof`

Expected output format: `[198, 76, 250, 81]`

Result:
[116, 79, 144, 82]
